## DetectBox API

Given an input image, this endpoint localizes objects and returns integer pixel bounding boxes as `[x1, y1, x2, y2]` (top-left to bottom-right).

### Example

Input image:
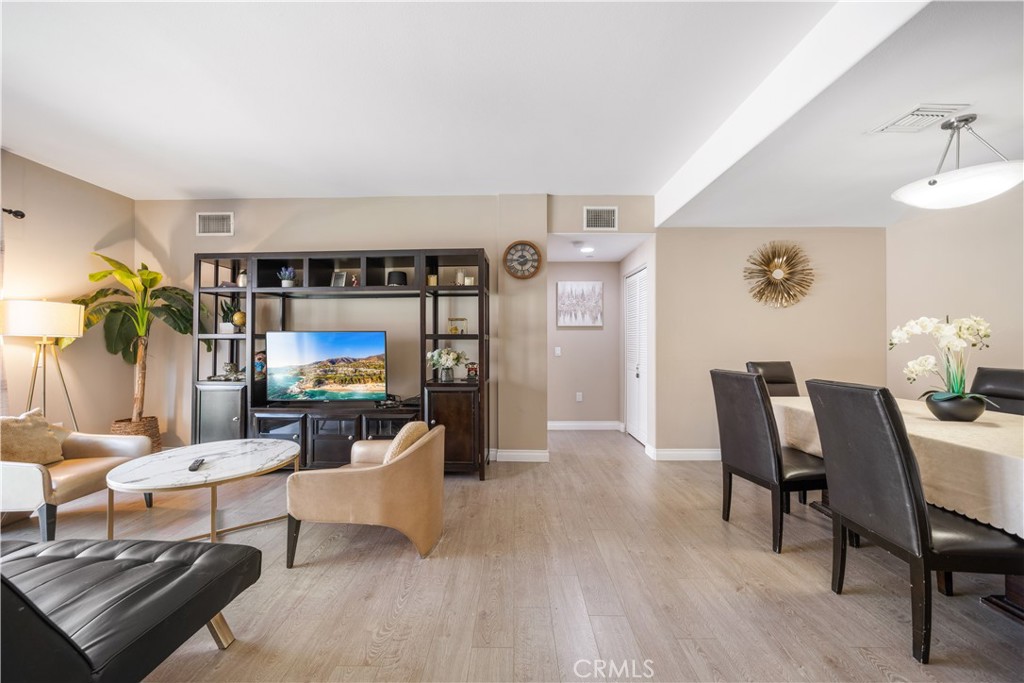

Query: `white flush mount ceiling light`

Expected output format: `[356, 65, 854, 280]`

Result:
[572, 241, 595, 254]
[892, 113, 1023, 209]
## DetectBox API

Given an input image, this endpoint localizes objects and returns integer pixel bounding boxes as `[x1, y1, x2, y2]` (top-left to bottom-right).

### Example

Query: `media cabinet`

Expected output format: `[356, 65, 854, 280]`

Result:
[191, 249, 490, 479]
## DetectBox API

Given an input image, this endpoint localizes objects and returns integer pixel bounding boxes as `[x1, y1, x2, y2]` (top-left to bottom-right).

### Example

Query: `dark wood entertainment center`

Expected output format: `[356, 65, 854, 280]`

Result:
[191, 248, 490, 479]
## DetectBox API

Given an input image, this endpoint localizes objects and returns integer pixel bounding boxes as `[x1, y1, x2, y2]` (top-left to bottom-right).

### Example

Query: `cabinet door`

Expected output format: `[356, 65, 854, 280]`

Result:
[425, 389, 478, 466]
[253, 413, 306, 464]
[196, 385, 246, 443]
[307, 417, 359, 468]
[362, 413, 417, 440]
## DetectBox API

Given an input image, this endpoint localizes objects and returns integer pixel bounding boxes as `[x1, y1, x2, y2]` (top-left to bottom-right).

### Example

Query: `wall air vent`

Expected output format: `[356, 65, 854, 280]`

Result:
[872, 104, 970, 133]
[196, 212, 234, 236]
[583, 206, 618, 231]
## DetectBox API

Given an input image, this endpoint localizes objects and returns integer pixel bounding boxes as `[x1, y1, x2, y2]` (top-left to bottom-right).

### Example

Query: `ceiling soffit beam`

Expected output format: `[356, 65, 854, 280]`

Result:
[653, 1, 930, 227]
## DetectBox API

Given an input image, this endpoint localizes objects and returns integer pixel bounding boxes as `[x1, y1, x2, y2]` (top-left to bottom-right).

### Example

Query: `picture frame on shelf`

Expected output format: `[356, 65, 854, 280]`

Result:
[331, 271, 348, 287]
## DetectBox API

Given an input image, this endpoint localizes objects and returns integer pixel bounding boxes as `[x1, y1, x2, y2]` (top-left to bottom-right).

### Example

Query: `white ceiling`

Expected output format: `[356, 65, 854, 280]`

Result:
[547, 233, 651, 263]
[2, 2, 1021, 228]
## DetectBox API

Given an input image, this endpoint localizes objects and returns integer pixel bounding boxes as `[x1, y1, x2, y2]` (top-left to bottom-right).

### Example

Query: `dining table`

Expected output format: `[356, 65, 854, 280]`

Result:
[771, 395, 1024, 620]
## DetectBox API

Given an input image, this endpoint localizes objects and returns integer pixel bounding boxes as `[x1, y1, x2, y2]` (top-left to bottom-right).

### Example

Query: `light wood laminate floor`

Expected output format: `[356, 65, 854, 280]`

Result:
[3, 431, 1021, 681]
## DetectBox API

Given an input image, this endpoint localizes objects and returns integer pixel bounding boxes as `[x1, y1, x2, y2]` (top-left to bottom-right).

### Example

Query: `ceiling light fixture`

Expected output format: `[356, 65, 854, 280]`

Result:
[892, 113, 1023, 209]
[579, 246, 595, 254]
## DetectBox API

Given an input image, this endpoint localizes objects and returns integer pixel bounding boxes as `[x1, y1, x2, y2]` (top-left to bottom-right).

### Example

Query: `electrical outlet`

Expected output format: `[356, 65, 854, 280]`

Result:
[576, 392, 583, 402]
[554, 346, 562, 357]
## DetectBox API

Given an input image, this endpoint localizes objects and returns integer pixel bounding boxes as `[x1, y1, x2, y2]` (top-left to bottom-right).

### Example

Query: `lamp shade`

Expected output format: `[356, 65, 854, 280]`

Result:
[892, 160, 1024, 209]
[0, 300, 85, 338]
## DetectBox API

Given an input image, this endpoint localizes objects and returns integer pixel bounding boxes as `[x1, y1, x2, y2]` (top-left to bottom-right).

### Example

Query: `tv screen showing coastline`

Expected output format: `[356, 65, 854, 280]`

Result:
[266, 331, 387, 401]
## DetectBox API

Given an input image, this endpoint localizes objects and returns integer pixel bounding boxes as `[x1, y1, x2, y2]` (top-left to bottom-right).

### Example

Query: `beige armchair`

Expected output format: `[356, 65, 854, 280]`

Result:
[286, 424, 444, 567]
[1, 432, 152, 541]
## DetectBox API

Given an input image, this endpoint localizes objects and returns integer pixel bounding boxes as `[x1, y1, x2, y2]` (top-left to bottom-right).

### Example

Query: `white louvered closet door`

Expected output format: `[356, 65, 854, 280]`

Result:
[625, 268, 648, 445]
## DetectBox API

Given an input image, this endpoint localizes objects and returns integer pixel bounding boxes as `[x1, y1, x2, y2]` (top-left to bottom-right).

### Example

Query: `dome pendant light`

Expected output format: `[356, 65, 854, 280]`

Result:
[891, 113, 1023, 209]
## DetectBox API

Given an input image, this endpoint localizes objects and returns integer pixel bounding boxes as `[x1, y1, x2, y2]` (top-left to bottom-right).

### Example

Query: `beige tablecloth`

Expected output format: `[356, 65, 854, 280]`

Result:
[772, 396, 1024, 538]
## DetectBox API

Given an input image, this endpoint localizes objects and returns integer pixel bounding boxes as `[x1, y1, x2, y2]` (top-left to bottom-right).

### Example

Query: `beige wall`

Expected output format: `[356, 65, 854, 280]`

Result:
[134, 194, 549, 451]
[655, 228, 887, 450]
[496, 195, 549, 453]
[547, 262, 621, 423]
[886, 186, 1024, 398]
[1, 152, 136, 431]
[548, 195, 654, 233]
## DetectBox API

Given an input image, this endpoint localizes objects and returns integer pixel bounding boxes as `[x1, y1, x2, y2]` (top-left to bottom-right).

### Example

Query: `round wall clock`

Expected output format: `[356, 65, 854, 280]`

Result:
[503, 241, 542, 279]
[743, 241, 814, 308]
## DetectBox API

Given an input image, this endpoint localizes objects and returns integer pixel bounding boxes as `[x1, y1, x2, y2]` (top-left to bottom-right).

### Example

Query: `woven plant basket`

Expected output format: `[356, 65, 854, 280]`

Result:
[111, 416, 162, 451]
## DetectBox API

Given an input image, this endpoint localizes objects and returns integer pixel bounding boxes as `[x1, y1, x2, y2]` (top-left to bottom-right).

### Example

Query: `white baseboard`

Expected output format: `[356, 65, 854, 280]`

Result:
[647, 448, 721, 461]
[494, 449, 550, 462]
[547, 421, 624, 431]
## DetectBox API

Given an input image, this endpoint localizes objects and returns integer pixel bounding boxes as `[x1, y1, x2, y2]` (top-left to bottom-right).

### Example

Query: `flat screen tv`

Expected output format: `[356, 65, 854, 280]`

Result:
[266, 331, 387, 401]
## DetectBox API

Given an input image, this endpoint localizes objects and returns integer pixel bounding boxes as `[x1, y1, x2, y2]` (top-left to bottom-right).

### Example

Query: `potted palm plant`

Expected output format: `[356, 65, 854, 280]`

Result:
[71, 253, 203, 449]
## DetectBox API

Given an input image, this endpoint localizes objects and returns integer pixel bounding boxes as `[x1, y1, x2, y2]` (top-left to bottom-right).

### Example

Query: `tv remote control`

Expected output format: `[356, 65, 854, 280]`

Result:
[188, 458, 205, 472]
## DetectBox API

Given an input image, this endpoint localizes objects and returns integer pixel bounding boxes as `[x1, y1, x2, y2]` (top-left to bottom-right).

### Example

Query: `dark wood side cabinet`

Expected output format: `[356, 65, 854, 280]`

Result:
[195, 384, 246, 443]
[425, 387, 480, 475]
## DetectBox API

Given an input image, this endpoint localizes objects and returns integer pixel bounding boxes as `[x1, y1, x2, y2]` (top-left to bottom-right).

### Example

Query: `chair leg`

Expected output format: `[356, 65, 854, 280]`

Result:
[831, 515, 847, 594]
[783, 492, 791, 515]
[910, 560, 932, 664]
[36, 503, 56, 542]
[936, 570, 953, 596]
[143, 493, 153, 508]
[286, 515, 301, 568]
[798, 491, 807, 505]
[721, 469, 733, 522]
[770, 487, 784, 553]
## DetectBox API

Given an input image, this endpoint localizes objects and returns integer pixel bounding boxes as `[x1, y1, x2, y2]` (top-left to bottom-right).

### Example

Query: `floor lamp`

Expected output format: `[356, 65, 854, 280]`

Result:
[0, 300, 84, 430]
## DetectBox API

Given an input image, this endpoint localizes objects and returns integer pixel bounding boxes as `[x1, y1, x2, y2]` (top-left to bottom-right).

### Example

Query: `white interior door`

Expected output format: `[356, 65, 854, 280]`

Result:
[624, 268, 648, 445]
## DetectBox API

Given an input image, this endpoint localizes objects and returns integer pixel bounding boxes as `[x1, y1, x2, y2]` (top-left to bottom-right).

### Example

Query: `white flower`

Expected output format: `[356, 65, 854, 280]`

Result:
[938, 334, 968, 352]
[426, 347, 468, 369]
[888, 314, 992, 395]
[903, 355, 938, 383]
[889, 327, 910, 346]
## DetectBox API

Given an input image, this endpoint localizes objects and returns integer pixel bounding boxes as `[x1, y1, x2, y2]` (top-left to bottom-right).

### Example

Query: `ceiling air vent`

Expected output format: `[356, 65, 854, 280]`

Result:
[196, 212, 234, 236]
[872, 104, 970, 133]
[583, 206, 618, 231]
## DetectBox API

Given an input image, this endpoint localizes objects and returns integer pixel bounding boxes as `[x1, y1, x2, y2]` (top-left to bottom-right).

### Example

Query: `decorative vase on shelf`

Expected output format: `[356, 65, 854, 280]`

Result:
[218, 322, 235, 334]
[925, 394, 986, 422]
[280, 279, 294, 288]
[439, 367, 454, 383]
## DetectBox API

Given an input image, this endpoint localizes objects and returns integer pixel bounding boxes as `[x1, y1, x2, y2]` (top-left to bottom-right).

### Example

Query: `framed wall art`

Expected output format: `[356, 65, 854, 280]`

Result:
[557, 281, 603, 327]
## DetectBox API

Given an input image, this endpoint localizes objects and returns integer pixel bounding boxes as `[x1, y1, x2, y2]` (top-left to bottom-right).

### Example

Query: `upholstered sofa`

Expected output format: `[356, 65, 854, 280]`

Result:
[1, 414, 152, 541]
[286, 423, 444, 566]
[1, 538, 261, 682]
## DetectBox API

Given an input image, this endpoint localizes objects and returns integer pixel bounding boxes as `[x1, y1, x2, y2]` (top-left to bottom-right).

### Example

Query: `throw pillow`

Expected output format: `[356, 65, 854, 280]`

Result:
[0, 409, 64, 465]
[382, 421, 429, 464]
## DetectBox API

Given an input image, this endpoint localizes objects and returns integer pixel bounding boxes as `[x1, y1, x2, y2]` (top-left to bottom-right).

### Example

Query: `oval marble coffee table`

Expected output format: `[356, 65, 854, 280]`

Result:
[106, 439, 300, 543]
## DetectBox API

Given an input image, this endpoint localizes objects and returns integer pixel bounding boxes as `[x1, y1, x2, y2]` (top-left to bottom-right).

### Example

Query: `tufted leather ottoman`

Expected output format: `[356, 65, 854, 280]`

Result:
[1, 539, 261, 683]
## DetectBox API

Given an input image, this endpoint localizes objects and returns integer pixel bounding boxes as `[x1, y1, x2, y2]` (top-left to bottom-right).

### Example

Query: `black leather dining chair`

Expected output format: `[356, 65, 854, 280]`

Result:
[970, 367, 1024, 415]
[745, 361, 800, 397]
[710, 370, 828, 553]
[806, 379, 1024, 664]
[745, 361, 810, 505]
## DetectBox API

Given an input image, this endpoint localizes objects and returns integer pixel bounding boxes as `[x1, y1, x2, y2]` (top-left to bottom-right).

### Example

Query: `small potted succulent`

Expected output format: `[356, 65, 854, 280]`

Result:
[219, 301, 240, 333]
[278, 266, 296, 287]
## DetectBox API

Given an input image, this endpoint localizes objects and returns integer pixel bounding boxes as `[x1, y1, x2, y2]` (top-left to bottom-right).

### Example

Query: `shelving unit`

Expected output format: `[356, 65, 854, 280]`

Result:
[192, 249, 490, 479]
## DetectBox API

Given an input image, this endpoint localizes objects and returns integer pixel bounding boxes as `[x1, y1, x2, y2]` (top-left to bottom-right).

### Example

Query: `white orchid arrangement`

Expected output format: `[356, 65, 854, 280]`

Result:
[888, 315, 992, 401]
[426, 347, 469, 369]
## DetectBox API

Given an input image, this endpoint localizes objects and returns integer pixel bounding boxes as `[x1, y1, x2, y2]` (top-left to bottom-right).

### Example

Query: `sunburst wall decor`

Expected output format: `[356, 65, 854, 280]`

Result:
[743, 241, 814, 308]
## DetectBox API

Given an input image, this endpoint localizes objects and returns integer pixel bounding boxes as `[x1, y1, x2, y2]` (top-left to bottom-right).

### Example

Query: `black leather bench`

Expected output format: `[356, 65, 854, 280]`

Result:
[1, 539, 261, 683]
